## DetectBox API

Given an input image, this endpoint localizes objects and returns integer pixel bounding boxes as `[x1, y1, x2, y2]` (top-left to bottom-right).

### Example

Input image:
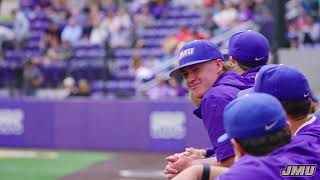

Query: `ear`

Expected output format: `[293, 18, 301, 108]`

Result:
[216, 59, 224, 74]
[231, 139, 246, 159]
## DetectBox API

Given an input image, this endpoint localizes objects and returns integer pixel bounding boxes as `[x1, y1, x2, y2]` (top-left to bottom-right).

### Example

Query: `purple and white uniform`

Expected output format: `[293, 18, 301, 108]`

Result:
[217, 136, 320, 180]
[194, 71, 251, 161]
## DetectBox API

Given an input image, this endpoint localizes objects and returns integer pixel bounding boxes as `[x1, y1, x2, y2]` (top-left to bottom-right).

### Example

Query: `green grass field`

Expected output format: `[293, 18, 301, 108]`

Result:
[0, 149, 112, 180]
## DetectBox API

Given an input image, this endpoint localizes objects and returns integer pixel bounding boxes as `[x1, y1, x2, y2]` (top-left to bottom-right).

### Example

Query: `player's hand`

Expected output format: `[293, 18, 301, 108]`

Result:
[166, 153, 180, 163]
[164, 162, 179, 179]
[164, 153, 194, 179]
[164, 153, 181, 179]
[164, 148, 205, 179]
[184, 147, 206, 159]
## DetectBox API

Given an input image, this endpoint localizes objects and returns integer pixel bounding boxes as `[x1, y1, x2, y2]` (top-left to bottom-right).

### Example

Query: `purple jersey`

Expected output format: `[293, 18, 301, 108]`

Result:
[296, 116, 320, 144]
[241, 66, 262, 86]
[217, 135, 320, 180]
[193, 71, 251, 161]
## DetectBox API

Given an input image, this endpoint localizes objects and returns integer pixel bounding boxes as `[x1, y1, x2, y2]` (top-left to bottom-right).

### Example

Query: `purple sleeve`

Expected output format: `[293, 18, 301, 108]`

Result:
[205, 147, 215, 158]
[201, 96, 235, 161]
[215, 141, 234, 162]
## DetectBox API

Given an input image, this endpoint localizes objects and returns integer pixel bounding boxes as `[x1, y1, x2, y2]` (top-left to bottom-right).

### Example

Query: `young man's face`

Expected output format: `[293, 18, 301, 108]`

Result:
[181, 60, 221, 98]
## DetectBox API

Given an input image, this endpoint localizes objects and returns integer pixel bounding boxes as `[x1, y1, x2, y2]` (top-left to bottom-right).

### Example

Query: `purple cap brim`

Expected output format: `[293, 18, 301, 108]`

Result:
[169, 59, 212, 77]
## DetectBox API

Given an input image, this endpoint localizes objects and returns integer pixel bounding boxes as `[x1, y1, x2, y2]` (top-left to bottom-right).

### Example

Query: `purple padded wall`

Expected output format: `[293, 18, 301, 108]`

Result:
[0, 98, 211, 152]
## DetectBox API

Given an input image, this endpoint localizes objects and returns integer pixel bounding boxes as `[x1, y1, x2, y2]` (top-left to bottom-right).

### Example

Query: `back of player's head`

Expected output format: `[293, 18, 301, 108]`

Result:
[239, 64, 312, 119]
[218, 93, 290, 156]
[228, 30, 269, 67]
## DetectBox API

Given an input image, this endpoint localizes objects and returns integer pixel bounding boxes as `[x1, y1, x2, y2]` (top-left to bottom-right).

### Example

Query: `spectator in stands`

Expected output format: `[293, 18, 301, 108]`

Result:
[149, 0, 169, 19]
[257, 8, 273, 41]
[115, 7, 132, 30]
[70, 78, 91, 97]
[146, 75, 170, 99]
[168, 78, 186, 97]
[129, 52, 154, 85]
[35, 0, 51, 9]
[20, 0, 36, 13]
[213, 1, 237, 34]
[42, 30, 72, 63]
[66, 0, 86, 11]
[134, 4, 154, 28]
[203, 12, 218, 36]
[22, 59, 43, 96]
[176, 25, 193, 43]
[162, 35, 178, 58]
[100, 10, 119, 36]
[309, 18, 320, 44]
[43, 39, 63, 63]
[68, 6, 87, 27]
[46, 6, 66, 25]
[191, 29, 208, 40]
[40, 20, 61, 50]
[109, 25, 130, 48]
[287, 21, 300, 48]
[237, 1, 253, 22]
[0, 26, 15, 51]
[12, 9, 30, 49]
[61, 17, 83, 44]
[128, 25, 139, 48]
[62, 76, 77, 97]
[89, 15, 109, 45]
[145, 54, 161, 69]
[87, 3, 104, 26]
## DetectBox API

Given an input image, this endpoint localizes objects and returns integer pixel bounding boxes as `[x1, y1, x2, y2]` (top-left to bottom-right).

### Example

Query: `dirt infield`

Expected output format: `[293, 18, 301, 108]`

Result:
[60, 152, 171, 180]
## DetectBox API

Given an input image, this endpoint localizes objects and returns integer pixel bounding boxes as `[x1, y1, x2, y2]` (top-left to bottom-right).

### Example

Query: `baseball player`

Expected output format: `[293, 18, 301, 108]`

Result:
[189, 30, 270, 106]
[165, 31, 271, 179]
[192, 30, 271, 158]
[226, 30, 269, 85]
[164, 40, 251, 179]
[239, 64, 320, 141]
[173, 93, 320, 180]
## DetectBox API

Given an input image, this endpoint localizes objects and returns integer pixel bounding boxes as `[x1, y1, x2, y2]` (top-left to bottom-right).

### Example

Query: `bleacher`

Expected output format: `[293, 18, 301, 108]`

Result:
[0, 1, 206, 98]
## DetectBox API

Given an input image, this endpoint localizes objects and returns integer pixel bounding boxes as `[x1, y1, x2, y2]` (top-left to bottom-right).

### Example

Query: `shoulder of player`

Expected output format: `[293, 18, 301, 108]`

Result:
[217, 156, 274, 180]
[202, 86, 236, 106]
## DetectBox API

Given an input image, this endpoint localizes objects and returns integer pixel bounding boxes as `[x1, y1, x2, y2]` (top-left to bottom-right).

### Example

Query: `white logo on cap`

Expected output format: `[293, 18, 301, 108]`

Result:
[179, 48, 194, 60]
[255, 57, 264, 61]
[265, 120, 278, 131]
[304, 92, 310, 98]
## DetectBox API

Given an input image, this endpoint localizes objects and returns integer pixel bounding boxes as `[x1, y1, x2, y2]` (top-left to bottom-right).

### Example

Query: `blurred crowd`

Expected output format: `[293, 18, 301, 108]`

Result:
[286, 0, 320, 48]
[0, 0, 319, 99]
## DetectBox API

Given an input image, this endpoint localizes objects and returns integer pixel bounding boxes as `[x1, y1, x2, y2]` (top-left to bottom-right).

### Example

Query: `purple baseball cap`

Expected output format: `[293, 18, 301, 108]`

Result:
[228, 30, 270, 65]
[218, 93, 286, 143]
[169, 40, 224, 77]
[239, 64, 311, 100]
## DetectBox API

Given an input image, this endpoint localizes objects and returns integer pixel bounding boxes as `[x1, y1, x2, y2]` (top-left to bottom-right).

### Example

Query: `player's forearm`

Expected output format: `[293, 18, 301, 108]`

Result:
[191, 157, 220, 166]
[209, 166, 229, 180]
[191, 156, 234, 167]
[172, 164, 229, 180]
